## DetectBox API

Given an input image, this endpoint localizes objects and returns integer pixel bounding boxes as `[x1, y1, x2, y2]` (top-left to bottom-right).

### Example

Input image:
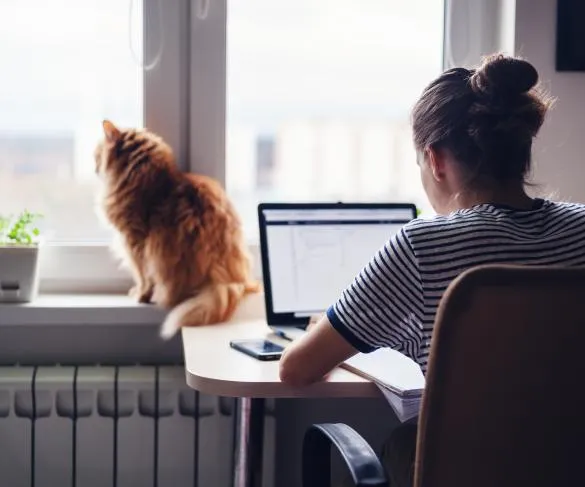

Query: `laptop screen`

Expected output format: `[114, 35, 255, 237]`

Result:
[258, 204, 416, 323]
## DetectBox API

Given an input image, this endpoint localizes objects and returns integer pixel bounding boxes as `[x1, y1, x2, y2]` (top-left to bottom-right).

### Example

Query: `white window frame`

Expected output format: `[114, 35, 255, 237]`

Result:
[41, 0, 509, 295]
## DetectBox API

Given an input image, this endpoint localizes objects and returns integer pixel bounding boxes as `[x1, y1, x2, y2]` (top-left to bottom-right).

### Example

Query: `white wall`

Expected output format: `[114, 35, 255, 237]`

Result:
[515, 0, 585, 202]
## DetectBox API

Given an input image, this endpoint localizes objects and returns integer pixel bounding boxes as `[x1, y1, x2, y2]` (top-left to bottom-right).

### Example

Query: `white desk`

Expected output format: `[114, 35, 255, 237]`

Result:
[182, 317, 379, 487]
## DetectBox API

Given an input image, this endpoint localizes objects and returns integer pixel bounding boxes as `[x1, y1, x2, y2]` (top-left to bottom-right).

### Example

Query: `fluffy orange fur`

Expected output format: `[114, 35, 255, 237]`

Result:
[94, 120, 259, 339]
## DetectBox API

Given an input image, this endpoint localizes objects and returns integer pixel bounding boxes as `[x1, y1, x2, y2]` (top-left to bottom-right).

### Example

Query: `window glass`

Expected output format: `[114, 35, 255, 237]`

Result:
[226, 0, 444, 238]
[0, 0, 143, 241]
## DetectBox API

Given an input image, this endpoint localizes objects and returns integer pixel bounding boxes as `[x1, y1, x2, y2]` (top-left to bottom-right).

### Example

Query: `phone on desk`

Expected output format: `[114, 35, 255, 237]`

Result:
[229, 339, 284, 361]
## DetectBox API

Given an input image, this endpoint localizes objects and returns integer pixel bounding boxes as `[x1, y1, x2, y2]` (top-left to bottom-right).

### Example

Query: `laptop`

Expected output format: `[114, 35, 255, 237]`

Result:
[257, 202, 417, 341]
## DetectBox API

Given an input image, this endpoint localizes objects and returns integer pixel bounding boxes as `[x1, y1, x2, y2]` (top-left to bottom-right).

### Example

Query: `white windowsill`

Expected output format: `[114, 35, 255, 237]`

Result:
[0, 291, 266, 327]
[2, 239, 265, 326]
[0, 294, 167, 326]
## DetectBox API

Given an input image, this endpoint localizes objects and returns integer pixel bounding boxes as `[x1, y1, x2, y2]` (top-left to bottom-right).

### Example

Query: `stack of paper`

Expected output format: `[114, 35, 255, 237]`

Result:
[378, 386, 422, 423]
[343, 348, 425, 423]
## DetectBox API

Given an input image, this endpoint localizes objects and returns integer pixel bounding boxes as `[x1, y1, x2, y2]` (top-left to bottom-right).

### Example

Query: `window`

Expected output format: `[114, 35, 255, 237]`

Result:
[3, 1, 445, 291]
[225, 0, 445, 239]
[0, 0, 188, 291]
[0, 0, 143, 242]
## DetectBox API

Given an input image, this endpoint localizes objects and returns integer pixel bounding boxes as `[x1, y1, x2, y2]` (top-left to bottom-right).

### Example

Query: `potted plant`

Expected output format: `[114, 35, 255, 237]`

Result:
[0, 210, 42, 303]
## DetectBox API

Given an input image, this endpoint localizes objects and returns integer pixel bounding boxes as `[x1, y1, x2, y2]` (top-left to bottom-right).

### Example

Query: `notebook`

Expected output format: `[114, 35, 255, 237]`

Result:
[343, 348, 425, 423]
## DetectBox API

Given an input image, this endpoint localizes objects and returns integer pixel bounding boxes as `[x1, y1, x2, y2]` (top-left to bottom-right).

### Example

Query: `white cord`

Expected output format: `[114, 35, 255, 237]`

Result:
[196, 0, 210, 20]
[129, 0, 164, 71]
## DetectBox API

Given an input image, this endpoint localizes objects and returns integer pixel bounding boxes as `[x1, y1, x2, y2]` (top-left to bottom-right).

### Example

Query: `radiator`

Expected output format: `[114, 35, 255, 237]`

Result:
[0, 365, 277, 487]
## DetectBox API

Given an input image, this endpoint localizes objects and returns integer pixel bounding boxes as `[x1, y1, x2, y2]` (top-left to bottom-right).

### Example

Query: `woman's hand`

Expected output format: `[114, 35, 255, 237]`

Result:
[279, 314, 358, 386]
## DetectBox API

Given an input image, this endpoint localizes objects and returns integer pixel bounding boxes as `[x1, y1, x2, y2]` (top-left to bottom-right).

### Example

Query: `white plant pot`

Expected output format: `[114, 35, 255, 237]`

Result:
[0, 244, 40, 303]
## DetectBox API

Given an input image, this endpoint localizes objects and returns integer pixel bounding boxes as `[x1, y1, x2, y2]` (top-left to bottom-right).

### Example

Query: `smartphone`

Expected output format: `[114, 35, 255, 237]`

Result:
[229, 339, 284, 361]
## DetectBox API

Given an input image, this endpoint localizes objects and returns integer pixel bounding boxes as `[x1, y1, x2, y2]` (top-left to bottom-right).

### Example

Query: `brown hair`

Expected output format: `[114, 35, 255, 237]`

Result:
[412, 54, 552, 185]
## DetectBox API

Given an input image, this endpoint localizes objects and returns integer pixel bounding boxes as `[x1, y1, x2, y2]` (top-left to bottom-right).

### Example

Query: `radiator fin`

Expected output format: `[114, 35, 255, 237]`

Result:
[0, 365, 243, 487]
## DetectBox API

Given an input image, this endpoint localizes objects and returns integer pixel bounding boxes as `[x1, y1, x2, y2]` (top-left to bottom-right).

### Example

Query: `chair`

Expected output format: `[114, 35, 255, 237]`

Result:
[302, 264, 585, 487]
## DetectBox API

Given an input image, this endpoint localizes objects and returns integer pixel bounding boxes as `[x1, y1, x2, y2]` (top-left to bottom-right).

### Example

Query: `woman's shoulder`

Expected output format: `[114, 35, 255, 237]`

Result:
[402, 207, 487, 233]
[544, 200, 585, 212]
[402, 199, 585, 238]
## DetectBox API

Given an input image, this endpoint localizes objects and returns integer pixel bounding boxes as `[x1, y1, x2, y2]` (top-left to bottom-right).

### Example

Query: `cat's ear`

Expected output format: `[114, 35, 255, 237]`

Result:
[102, 120, 121, 143]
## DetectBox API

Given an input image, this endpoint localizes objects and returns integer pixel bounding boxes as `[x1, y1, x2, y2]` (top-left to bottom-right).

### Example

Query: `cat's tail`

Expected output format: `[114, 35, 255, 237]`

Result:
[159, 281, 260, 340]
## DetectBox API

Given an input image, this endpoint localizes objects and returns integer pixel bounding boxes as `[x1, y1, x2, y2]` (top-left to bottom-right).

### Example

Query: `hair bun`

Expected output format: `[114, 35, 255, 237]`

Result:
[470, 54, 538, 97]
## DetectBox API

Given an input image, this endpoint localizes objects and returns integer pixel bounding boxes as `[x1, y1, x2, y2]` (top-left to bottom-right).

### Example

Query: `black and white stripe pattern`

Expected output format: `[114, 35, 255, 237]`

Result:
[327, 200, 585, 374]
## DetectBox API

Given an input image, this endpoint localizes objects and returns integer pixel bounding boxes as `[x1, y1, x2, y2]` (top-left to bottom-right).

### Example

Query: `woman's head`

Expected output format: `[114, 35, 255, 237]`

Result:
[412, 54, 552, 214]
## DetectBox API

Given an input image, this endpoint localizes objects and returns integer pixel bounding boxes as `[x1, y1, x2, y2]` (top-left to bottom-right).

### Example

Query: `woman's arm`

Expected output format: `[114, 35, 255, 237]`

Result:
[279, 314, 358, 386]
[279, 227, 423, 386]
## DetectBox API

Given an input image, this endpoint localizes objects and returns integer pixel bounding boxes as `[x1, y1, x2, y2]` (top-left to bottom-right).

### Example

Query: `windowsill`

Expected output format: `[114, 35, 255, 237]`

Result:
[3, 241, 265, 327]
[0, 294, 167, 326]
[0, 291, 266, 327]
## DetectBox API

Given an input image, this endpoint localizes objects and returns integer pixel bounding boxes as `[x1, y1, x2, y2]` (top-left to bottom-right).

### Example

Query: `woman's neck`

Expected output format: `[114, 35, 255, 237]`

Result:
[451, 184, 534, 211]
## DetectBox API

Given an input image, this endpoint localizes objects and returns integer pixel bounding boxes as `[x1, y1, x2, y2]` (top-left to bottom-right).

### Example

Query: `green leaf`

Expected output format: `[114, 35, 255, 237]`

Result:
[1, 210, 42, 244]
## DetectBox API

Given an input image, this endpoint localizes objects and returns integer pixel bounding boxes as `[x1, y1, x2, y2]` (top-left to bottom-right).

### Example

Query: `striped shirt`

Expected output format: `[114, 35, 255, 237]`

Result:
[327, 199, 585, 374]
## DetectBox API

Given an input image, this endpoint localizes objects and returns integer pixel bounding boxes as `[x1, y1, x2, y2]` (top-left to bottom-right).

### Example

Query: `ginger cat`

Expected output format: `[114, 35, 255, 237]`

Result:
[94, 120, 259, 339]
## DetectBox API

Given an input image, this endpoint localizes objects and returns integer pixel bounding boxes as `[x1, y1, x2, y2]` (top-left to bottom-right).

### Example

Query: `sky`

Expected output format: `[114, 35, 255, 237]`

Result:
[0, 0, 444, 136]
[0, 0, 142, 135]
[227, 0, 444, 130]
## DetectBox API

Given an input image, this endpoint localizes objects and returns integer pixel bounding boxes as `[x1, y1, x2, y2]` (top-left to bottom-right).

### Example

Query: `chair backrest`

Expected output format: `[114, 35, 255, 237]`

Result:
[414, 264, 585, 487]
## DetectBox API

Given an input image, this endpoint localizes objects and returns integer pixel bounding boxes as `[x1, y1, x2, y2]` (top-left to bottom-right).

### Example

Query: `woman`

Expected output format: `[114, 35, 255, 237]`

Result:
[279, 54, 585, 486]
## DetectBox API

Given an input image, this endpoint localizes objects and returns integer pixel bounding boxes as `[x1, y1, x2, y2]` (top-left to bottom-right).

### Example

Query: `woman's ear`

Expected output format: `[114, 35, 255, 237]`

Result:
[427, 147, 448, 182]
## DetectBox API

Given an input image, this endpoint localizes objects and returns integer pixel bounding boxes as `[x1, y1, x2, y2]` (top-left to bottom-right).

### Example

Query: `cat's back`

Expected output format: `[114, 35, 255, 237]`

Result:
[183, 173, 227, 204]
[167, 172, 242, 235]
[178, 173, 234, 216]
